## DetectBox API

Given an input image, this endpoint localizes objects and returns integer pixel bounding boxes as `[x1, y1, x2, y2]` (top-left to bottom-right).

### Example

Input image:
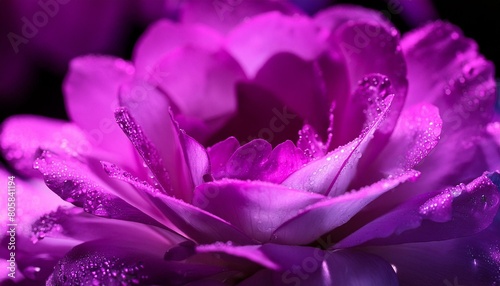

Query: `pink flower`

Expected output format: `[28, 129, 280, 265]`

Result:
[1, 1, 499, 285]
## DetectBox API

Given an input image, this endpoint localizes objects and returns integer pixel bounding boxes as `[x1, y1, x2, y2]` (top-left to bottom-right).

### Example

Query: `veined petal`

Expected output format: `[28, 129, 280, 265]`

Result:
[336, 172, 500, 248]
[193, 179, 325, 242]
[273, 170, 419, 245]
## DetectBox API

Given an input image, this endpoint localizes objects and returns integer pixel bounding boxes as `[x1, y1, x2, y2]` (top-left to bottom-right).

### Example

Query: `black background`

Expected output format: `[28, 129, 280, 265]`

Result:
[0, 0, 498, 122]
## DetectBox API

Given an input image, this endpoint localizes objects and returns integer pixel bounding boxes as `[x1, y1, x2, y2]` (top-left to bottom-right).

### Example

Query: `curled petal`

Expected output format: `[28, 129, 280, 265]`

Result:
[336, 172, 500, 248]
[273, 170, 419, 245]
[193, 179, 324, 242]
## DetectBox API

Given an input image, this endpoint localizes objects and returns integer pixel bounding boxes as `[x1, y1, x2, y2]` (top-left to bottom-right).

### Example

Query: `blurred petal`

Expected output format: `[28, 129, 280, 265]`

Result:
[273, 170, 419, 245]
[132, 19, 222, 77]
[194, 179, 324, 242]
[314, 4, 392, 32]
[226, 12, 326, 78]
[337, 172, 500, 248]
[63, 56, 137, 167]
[0, 115, 90, 177]
[180, 0, 299, 34]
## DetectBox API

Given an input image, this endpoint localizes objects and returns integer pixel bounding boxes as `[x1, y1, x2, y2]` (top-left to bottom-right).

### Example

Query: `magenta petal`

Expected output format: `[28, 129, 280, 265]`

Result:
[208, 137, 241, 179]
[314, 4, 393, 32]
[63, 56, 136, 162]
[220, 139, 308, 183]
[252, 52, 330, 133]
[180, 0, 299, 34]
[117, 84, 208, 201]
[367, 221, 500, 285]
[33, 151, 161, 228]
[274, 170, 419, 245]
[148, 46, 245, 141]
[376, 103, 443, 173]
[282, 94, 395, 196]
[103, 163, 255, 245]
[0, 115, 90, 176]
[226, 12, 326, 78]
[47, 239, 224, 285]
[132, 20, 222, 77]
[193, 180, 324, 242]
[336, 172, 500, 248]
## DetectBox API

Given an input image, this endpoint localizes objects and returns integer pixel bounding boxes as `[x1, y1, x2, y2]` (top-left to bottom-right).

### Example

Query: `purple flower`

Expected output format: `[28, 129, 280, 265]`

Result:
[1, 1, 500, 285]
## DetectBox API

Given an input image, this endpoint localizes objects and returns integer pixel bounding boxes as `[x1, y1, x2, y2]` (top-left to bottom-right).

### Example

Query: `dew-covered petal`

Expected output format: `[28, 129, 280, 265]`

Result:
[296, 123, 331, 161]
[103, 163, 255, 245]
[117, 85, 209, 201]
[46, 238, 225, 285]
[147, 46, 245, 141]
[193, 179, 325, 242]
[219, 139, 308, 183]
[376, 103, 443, 173]
[33, 151, 162, 229]
[0, 115, 90, 177]
[180, 0, 299, 35]
[400, 21, 496, 194]
[226, 12, 326, 78]
[336, 172, 500, 248]
[208, 137, 240, 179]
[273, 170, 419, 245]
[132, 20, 222, 77]
[63, 56, 137, 164]
[366, 220, 500, 285]
[282, 94, 394, 197]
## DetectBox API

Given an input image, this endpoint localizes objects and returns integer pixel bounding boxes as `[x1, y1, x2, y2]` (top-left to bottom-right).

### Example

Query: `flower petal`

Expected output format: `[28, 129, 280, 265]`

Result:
[226, 12, 326, 78]
[193, 179, 325, 242]
[132, 20, 222, 77]
[282, 93, 395, 196]
[103, 163, 255, 245]
[273, 170, 420, 245]
[147, 46, 245, 142]
[208, 137, 241, 179]
[336, 172, 500, 248]
[117, 84, 209, 201]
[217, 139, 308, 183]
[376, 103, 443, 173]
[63, 56, 137, 164]
[33, 151, 162, 228]
[0, 115, 90, 176]
[180, 0, 299, 34]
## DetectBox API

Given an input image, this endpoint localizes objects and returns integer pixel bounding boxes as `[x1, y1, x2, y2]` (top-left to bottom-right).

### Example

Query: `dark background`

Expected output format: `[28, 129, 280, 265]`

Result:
[0, 0, 498, 123]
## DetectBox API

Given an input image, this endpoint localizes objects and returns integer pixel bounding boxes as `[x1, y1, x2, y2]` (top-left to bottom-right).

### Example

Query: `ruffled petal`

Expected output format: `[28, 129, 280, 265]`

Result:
[336, 172, 500, 248]
[282, 93, 395, 196]
[180, 0, 299, 34]
[273, 170, 419, 245]
[146, 46, 245, 142]
[0, 115, 90, 177]
[314, 4, 393, 32]
[401, 21, 496, 193]
[226, 12, 326, 78]
[193, 180, 324, 242]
